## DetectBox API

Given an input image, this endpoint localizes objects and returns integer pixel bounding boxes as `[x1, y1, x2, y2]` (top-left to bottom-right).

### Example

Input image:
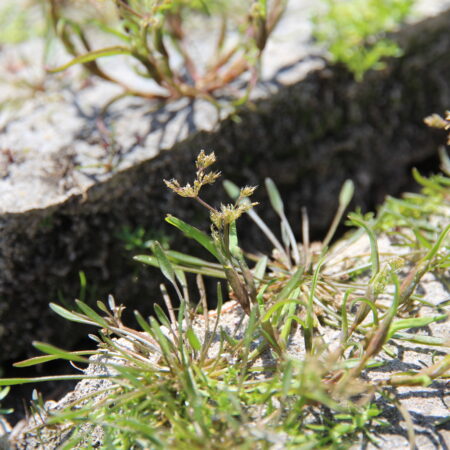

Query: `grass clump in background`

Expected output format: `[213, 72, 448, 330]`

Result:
[46, 0, 416, 100]
[0, 0, 44, 45]
[1, 115, 449, 448]
[0, 0, 418, 106]
[313, 0, 414, 80]
[44, 0, 286, 104]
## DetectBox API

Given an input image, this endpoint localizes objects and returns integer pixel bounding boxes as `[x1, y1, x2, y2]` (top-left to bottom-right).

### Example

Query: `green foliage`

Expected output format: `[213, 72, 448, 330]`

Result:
[0, 386, 13, 415]
[0, 1, 44, 44]
[373, 118, 450, 287]
[2, 141, 449, 447]
[117, 225, 172, 251]
[45, 0, 286, 105]
[313, 0, 414, 80]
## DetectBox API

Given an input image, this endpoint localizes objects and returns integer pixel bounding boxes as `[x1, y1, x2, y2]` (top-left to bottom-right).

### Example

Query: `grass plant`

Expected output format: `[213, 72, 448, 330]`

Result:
[0, 0, 420, 117]
[44, 0, 286, 106]
[313, 0, 414, 80]
[0, 0, 44, 45]
[1, 124, 449, 448]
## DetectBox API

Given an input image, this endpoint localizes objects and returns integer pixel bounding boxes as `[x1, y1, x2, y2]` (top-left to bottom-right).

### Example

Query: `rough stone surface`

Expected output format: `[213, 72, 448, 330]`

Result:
[0, 3, 450, 370]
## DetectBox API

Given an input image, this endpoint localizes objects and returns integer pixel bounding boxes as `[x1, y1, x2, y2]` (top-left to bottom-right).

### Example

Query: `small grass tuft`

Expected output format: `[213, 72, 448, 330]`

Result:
[2, 132, 450, 448]
[44, 0, 286, 106]
[313, 0, 414, 80]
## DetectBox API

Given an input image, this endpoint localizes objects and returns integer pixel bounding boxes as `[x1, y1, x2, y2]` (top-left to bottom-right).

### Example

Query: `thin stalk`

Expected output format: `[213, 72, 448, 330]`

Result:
[301, 207, 311, 269]
[195, 196, 217, 214]
[305, 255, 326, 353]
[246, 208, 292, 268]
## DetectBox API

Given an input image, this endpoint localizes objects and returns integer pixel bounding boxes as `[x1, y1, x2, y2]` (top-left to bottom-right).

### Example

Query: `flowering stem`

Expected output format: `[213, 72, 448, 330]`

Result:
[195, 196, 217, 214]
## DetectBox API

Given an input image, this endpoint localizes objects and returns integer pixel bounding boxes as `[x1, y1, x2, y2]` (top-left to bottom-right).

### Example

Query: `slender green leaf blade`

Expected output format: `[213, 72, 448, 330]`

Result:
[228, 220, 240, 257]
[75, 300, 109, 328]
[134, 254, 159, 267]
[253, 255, 268, 281]
[388, 314, 447, 340]
[263, 298, 302, 322]
[339, 179, 355, 207]
[166, 215, 219, 259]
[186, 328, 202, 352]
[166, 250, 216, 268]
[265, 178, 284, 216]
[47, 46, 131, 73]
[223, 180, 241, 200]
[32, 342, 90, 364]
[0, 374, 102, 386]
[134, 310, 153, 335]
[275, 266, 304, 302]
[14, 350, 96, 368]
[151, 241, 176, 284]
[49, 303, 96, 325]
[153, 303, 171, 328]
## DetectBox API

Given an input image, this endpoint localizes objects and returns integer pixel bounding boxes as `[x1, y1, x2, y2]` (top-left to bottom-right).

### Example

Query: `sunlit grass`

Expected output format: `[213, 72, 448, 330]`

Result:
[2, 127, 449, 448]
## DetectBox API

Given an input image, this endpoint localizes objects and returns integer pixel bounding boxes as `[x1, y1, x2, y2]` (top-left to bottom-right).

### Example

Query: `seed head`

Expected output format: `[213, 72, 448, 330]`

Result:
[164, 179, 197, 197]
[210, 202, 258, 229]
[239, 186, 257, 198]
[164, 151, 221, 198]
[196, 150, 216, 170]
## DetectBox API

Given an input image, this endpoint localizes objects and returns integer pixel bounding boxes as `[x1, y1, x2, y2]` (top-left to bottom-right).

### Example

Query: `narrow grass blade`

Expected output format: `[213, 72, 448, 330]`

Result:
[253, 255, 268, 283]
[134, 255, 159, 267]
[228, 220, 240, 257]
[387, 314, 447, 341]
[223, 179, 241, 200]
[103, 418, 163, 446]
[275, 266, 304, 302]
[424, 224, 450, 260]
[323, 180, 354, 249]
[394, 396, 416, 449]
[391, 333, 445, 346]
[265, 177, 284, 217]
[89, 20, 131, 42]
[347, 213, 379, 278]
[305, 255, 326, 352]
[340, 289, 355, 343]
[438, 146, 450, 175]
[47, 46, 131, 72]
[262, 298, 303, 323]
[151, 241, 176, 284]
[265, 178, 300, 264]
[412, 167, 441, 190]
[153, 303, 172, 329]
[0, 374, 105, 386]
[165, 215, 219, 259]
[225, 179, 290, 266]
[135, 254, 226, 279]
[280, 298, 299, 342]
[75, 300, 109, 328]
[149, 317, 176, 368]
[49, 302, 96, 326]
[78, 271, 87, 302]
[33, 341, 90, 363]
[96, 300, 109, 315]
[134, 310, 153, 335]
[362, 273, 401, 368]
[238, 306, 259, 386]
[287, 315, 306, 328]
[166, 250, 220, 268]
[186, 328, 202, 352]
[14, 351, 97, 368]
[281, 360, 294, 398]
